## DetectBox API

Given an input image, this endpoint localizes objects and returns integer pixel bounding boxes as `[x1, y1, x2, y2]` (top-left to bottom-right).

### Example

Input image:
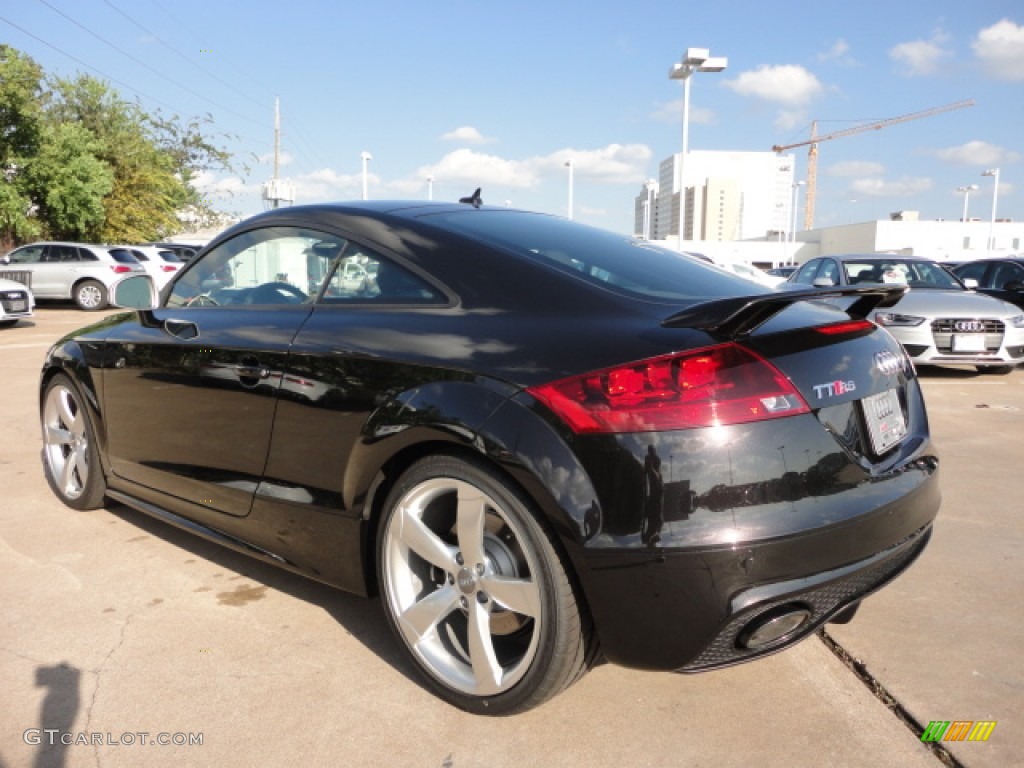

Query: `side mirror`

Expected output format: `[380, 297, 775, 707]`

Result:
[812, 277, 836, 288]
[0, 255, 9, 265]
[962, 277, 979, 289]
[112, 274, 158, 309]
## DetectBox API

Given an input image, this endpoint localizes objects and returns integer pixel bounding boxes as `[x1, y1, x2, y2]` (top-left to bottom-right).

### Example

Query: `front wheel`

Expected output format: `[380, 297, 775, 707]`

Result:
[377, 455, 593, 715]
[41, 374, 107, 510]
[74, 279, 108, 310]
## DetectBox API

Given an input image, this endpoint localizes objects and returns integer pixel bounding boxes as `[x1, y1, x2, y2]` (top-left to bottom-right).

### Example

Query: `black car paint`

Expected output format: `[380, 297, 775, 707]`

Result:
[42, 202, 939, 673]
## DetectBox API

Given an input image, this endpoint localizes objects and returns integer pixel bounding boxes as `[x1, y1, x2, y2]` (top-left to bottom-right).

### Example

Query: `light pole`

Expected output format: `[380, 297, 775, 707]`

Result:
[565, 159, 574, 220]
[982, 168, 999, 253]
[790, 180, 805, 247]
[669, 47, 727, 250]
[360, 151, 372, 200]
[427, 175, 434, 201]
[957, 184, 978, 222]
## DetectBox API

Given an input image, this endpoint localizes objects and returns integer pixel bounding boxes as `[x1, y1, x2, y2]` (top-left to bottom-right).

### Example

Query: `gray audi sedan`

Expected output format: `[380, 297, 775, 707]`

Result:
[789, 254, 1024, 374]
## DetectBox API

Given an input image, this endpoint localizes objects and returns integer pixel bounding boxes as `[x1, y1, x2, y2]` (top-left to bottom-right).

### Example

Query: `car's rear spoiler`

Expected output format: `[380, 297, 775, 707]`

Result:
[661, 284, 907, 339]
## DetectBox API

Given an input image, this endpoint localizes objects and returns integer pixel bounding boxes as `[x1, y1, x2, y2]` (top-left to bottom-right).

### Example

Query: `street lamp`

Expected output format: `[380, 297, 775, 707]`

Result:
[669, 47, 727, 249]
[565, 159, 574, 220]
[982, 168, 1000, 253]
[360, 151, 373, 200]
[427, 175, 434, 201]
[790, 180, 805, 246]
[957, 184, 978, 222]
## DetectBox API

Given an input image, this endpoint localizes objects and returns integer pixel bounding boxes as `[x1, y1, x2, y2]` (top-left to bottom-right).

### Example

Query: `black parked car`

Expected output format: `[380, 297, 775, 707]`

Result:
[953, 257, 1024, 310]
[40, 202, 939, 714]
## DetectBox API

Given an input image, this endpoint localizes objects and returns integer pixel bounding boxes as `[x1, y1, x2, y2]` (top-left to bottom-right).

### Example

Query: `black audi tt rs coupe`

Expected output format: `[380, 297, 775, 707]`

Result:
[39, 202, 940, 714]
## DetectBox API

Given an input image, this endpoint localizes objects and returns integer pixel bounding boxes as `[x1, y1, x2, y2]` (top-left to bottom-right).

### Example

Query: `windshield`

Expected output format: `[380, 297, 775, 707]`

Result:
[423, 209, 764, 303]
[842, 259, 963, 290]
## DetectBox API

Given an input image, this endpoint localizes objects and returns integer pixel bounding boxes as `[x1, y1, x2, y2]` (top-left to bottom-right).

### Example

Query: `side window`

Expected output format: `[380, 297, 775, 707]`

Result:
[816, 259, 839, 286]
[7, 245, 44, 264]
[167, 226, 344, 308]
[991, 262, 1024, 290]
[320, 243, 444, 305]
[78, 248, 100, 262]
[47, 245, 79, 262]
[792, 260, 820, 285]
[956, 261, 988, 285]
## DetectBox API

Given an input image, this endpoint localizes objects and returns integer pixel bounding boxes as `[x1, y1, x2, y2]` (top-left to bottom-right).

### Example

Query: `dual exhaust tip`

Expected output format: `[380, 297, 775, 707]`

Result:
[736, 601, 861, 650]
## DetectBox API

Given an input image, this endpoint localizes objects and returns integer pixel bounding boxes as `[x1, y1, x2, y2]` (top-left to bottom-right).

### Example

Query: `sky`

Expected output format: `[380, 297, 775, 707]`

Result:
[2, 0, 1023, 237]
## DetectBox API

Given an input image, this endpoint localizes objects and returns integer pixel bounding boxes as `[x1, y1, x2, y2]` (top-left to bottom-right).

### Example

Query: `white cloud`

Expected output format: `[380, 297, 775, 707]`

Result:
[420, 148, 536, 188]
[849, 176, 933, 198]
[818, 39, 856, 66]
[723, 65, 824, 106]
[440, 126, 495, 144]
[189, 170, 246, 199]
[289, 168, 364, 201]
[254, 150, 294, 167]
[532, 144, 652, 183]
[774, 109, 807, 132]
[417, 143, 652, 190]
[889, 37, 951, 76]
[933, 140, 1021, 167]
[651, 99, 715, 125]
[828, 161, 886, 177]
[972, 19, 1024, 81]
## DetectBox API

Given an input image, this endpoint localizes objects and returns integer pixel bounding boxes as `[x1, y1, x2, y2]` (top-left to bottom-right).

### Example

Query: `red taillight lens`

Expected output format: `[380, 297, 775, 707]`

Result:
[815, 320, 874, 335]
[111, 265, 133, 274]
[527, 342, 809, 434]
[161, 265, 178, 272]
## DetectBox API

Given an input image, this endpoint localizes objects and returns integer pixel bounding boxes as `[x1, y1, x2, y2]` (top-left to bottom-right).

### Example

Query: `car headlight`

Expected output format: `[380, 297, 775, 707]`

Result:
[1010, 314, 1024, 329]
[874, 312, 926, 327]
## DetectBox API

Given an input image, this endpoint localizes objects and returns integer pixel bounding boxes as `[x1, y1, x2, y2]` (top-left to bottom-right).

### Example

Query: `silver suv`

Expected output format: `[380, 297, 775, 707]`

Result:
[0, 242, 145, 310]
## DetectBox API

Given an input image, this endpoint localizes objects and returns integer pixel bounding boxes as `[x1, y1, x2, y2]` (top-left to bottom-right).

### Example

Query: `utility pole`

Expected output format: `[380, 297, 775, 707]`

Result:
[261, 97, 294, 210]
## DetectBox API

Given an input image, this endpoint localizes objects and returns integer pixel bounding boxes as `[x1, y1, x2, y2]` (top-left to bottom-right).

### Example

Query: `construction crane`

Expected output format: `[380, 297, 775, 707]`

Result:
[772, 99, 975, 230]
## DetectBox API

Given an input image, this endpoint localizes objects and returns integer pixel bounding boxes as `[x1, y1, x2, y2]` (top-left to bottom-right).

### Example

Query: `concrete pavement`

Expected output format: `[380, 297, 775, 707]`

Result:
[1, 307, 1019, 768]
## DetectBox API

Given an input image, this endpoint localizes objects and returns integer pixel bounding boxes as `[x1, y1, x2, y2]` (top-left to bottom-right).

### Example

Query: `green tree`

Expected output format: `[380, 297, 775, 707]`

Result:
[0, 45, 46, 246]
[0, 47, 236, 247]
[24, 122, 113, 241]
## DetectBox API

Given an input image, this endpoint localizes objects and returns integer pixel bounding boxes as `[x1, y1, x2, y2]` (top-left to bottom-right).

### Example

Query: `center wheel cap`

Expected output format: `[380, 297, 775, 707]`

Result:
[456, 567, 478, 595]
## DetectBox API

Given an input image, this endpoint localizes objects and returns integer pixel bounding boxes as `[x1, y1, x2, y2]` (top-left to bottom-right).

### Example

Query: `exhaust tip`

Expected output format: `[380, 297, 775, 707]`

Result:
[737, 604, 812, 650]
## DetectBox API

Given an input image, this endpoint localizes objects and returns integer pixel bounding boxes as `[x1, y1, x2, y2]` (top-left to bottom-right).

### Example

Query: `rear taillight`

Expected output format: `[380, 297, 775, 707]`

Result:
[161, 265, 178, 272]
[111, 265, 133, 274]
[527, 342, 809, 434]
[815, 320, 874, 335]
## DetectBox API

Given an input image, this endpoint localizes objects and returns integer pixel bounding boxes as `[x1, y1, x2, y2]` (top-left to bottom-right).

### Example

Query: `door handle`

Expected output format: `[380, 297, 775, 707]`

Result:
[234, 364, 271, 380]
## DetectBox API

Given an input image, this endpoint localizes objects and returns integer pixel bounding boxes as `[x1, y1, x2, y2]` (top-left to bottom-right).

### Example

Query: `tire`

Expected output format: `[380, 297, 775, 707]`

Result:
[0, 319, 18, 328]
[74, 279, 108, 311]
[41, 373, 107, 510]
[377, 454, 593, 715]
[977, 365, 1015, 375]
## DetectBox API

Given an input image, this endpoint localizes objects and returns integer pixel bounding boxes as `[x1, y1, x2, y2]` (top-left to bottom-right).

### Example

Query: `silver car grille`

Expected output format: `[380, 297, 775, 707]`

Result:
[1, 290, 29, 312]
[930, 318, 1004, 353]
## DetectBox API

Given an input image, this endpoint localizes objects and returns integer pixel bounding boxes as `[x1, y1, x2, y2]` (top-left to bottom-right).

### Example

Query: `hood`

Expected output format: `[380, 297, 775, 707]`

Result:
[880, 288, 1021, 318]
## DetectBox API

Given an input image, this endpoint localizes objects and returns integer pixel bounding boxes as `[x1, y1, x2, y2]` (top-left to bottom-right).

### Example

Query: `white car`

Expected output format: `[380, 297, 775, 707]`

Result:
[0, 241, 145, 310]
[0, 276, 34, 327]
[115, 246, 184, 291]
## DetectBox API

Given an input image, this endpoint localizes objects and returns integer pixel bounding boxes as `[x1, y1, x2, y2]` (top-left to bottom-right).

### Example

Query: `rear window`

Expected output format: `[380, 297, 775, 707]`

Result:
[157, 250, 183, 263]
[424, 210, 762, 303]
[108, 248, 141, 264]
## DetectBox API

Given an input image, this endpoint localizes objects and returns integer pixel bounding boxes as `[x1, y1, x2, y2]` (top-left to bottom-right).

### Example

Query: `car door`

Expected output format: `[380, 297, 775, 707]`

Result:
[0, 244, 45, 294]
[100, 225, 340, 520]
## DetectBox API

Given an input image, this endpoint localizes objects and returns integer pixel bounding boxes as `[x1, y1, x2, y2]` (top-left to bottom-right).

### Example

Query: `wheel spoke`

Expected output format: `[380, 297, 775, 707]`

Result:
[398, 585, 460, 644]
[481, 575, 541, 619]
[60, 446, 81, 495]
[467, 599, 502, 694]
[455, 485, 487, 568]
[396, 505, 456, 572]
[56, 389, 78, 432]
[45, 424, 72, 447]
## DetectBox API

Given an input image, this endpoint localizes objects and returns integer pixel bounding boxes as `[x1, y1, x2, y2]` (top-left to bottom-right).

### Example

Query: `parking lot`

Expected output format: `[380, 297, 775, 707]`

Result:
[2, 306, 1021, 768]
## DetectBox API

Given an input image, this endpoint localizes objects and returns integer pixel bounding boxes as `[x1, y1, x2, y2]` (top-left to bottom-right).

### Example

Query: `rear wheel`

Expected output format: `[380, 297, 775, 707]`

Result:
[74, 279, 108, 311]
[41, 374, 107, 510]
[377, 455, 592, 714]
[977, 365, 1015, 375]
